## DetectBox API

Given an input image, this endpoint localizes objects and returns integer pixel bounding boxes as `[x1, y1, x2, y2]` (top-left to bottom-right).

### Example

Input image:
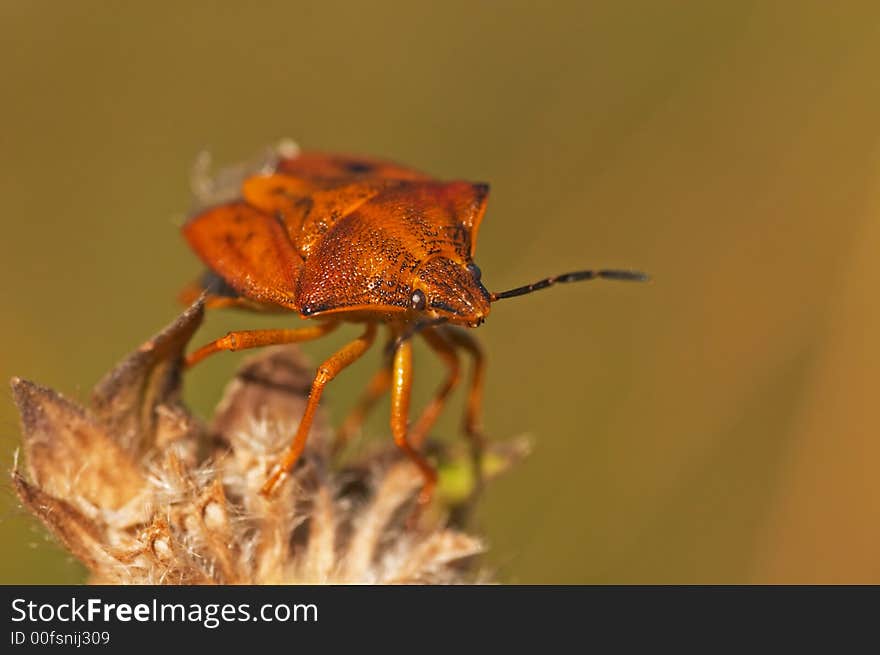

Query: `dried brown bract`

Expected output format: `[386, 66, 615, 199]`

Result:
[11, 300, 525, 584]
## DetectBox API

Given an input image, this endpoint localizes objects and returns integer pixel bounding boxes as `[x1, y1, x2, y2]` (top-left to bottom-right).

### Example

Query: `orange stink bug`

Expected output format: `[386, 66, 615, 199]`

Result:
[181, 141, 646, 504]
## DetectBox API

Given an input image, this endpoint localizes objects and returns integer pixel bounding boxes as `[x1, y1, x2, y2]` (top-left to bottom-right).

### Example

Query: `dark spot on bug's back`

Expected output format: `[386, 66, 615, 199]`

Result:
[343, 161, 373, 174]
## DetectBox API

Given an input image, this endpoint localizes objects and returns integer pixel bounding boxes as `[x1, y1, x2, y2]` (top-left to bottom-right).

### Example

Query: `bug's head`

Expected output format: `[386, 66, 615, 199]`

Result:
[410, 256, 491, 328]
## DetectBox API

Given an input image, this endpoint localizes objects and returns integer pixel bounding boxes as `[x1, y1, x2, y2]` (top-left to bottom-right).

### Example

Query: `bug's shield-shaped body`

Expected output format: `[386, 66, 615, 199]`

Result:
[180, 147, 643, 504]
[183, 151, 492, 327]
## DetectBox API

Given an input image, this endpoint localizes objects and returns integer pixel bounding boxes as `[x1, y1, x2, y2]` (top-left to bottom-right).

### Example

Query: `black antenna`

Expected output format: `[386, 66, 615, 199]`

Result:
[490, 269, 648, 301]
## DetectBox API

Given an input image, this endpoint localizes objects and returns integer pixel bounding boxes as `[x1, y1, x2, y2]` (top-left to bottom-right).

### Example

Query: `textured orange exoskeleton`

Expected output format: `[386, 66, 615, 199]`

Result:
[182, 144, 646, 504]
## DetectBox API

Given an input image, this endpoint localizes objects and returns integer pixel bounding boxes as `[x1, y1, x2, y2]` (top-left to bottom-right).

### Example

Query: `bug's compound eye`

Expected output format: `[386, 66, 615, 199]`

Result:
[410, 289, 427, 311]
[467, 262, 482, 281]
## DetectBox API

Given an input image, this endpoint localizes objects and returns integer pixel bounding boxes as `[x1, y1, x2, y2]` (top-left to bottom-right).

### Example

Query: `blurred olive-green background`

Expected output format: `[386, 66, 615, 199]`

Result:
[3, 1, 880, 583]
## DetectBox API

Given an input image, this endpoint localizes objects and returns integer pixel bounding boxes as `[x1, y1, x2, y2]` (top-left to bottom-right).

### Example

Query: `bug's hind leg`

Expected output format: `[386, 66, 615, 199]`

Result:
[389, 337, 437, 507]
[261, 323, 378, 496]
[408, 328, 461, 449]
[440, 326, 487, 506]
[185, 322, 338, 368]
[334, 357, 392, 455]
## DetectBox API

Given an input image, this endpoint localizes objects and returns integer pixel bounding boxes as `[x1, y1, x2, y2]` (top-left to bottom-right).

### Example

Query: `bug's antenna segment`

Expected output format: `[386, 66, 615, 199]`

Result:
[490, 269, 649, 301]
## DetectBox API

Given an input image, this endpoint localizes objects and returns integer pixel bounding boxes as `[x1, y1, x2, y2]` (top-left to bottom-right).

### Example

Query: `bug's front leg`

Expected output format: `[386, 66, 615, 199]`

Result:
[185, 322, 338, 368]
[261, 322, 378, 496]
[390, 334, 437, 506]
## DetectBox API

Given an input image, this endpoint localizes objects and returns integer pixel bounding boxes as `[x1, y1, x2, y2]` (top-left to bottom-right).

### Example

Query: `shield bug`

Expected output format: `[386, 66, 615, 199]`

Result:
[181, 141, 646, 504]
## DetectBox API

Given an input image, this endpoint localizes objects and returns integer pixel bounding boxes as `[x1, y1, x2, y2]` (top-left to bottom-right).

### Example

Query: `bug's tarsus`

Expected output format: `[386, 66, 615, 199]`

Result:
[490, 269, 648, 301]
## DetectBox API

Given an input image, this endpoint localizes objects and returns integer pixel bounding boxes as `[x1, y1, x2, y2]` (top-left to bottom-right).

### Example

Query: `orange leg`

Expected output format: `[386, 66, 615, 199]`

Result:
[441, 326, 487, 489]
[390, 335, 437, 506]
[185, 322, 338, 368]
[200, 295, 268, 311]
[201, 296, 249, 310]
[408, 328, 461, 449]
[261, 323, 378, 496]
[334, 360, 392, 454]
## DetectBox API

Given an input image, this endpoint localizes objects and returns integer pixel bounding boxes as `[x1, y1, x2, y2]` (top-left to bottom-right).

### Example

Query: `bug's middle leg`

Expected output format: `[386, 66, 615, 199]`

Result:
[261, 322, 378, 496]
[390, 336, 437, 506]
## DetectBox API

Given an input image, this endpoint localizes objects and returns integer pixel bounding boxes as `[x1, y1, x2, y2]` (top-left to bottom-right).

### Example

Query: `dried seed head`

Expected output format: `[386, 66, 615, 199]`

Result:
[11, 299, 523, 584]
